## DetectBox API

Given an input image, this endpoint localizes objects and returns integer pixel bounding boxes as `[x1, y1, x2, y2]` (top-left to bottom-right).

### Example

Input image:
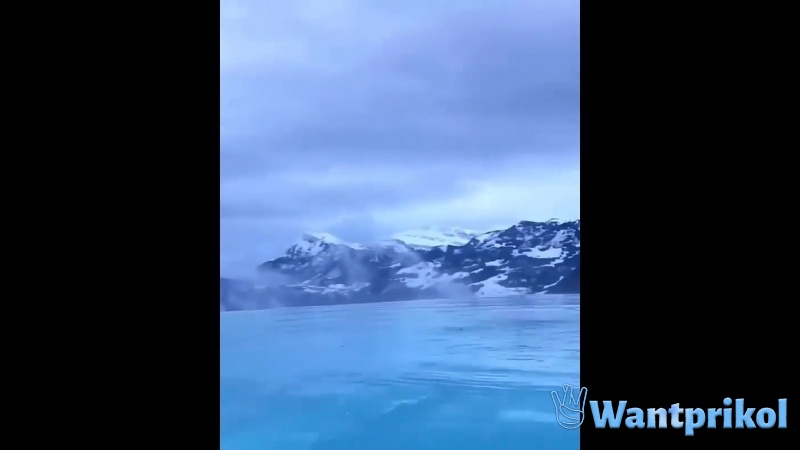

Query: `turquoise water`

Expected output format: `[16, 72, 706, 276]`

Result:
[220, 295, 579, 450]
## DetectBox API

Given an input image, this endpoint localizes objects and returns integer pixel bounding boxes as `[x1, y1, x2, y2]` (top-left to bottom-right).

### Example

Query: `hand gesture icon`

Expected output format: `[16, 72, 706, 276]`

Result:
[550, 383, 588, 429]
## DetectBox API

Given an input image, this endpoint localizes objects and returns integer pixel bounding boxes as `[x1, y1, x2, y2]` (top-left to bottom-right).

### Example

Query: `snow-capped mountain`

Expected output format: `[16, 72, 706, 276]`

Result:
[220, 220, 580, 310]
[390, 227, 481, 249]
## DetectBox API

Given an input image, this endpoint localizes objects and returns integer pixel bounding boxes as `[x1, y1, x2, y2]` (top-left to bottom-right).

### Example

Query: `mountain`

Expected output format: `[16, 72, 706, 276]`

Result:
[220, 220, 579, 310]
[390, 227, 481, 249]
[220, 277, 245, 311]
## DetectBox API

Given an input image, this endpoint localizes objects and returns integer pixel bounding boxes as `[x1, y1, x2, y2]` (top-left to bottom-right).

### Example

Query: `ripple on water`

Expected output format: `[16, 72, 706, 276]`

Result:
[221, 296, 579, 450]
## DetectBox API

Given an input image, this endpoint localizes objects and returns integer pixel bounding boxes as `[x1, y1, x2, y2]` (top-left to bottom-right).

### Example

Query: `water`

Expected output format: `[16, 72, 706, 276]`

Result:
[220, 295, 580, 450]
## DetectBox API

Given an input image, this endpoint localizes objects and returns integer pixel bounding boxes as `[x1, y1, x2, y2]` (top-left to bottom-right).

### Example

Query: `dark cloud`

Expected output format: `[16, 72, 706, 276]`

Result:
[220, 0, 580, 274]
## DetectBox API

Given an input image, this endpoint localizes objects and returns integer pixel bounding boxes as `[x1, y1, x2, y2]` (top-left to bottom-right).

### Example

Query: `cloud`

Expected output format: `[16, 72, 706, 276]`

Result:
[220, 0, 580, 274]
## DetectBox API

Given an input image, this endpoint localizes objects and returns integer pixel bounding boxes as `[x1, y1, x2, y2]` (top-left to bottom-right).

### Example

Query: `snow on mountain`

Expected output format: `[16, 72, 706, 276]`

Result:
[391, 227, 480, 249]
[221, 220, 580, 310]
[289, 232, 368, 256]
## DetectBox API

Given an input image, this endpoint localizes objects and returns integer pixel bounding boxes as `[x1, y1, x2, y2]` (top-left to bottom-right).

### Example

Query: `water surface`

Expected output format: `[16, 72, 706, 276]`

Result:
[221, 295, 579, 450]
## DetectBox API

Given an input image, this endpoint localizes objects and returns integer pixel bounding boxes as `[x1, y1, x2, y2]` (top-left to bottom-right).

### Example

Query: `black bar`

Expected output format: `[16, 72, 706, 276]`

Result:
[580, 2, 797, 448]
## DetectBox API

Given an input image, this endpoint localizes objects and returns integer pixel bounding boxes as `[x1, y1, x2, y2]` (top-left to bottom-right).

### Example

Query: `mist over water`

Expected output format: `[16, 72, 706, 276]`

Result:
[221, 295, 579, 450]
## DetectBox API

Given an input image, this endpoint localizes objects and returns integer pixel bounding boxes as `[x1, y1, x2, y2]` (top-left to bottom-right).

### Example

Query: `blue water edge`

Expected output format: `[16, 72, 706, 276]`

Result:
[221, 295, 580, 450]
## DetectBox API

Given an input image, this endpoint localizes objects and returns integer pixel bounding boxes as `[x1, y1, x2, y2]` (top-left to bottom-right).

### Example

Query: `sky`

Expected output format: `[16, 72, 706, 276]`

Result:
[221, 0, 580, 276]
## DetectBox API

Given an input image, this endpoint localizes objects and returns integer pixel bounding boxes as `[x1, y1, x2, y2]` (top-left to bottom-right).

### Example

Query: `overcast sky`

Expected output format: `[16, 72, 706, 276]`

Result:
[221, 0, 580, 276]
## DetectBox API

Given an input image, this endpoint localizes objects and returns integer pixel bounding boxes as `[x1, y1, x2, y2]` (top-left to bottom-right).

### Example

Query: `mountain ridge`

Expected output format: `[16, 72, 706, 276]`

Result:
[220, 220, 580, 311]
